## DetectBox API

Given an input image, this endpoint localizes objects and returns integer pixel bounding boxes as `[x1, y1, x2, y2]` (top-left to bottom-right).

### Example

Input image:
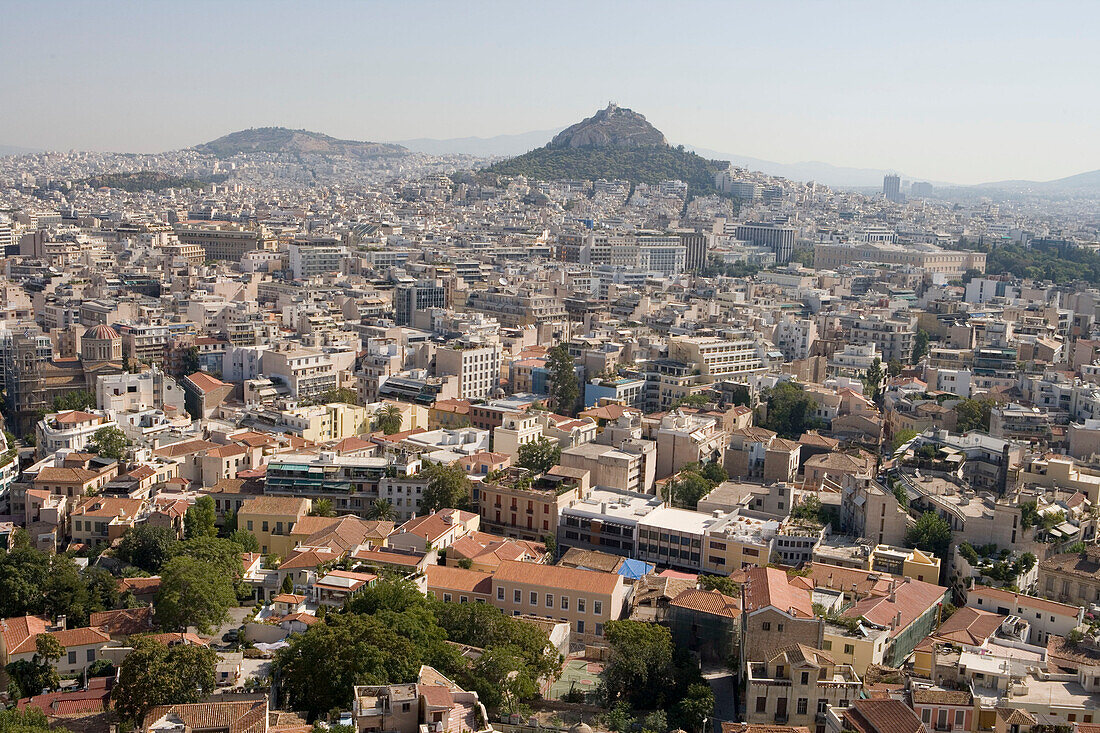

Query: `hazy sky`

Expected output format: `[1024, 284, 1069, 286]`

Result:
[3, 0, 1098, 184]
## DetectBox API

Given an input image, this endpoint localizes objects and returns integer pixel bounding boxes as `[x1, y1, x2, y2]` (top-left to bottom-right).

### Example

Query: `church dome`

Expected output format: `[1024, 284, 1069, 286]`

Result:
[83, 324, 120, 340]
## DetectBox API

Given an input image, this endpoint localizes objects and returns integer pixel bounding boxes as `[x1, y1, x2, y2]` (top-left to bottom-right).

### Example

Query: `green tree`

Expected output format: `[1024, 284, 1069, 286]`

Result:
[602, 620, 676, 709]
[155, 556, 236, 633]
[83, 565, 120, 613]
[700, 461, 727, 484]
[373, 404, 403, 435]
[727, 384, 751, 407]
[546, 344, 580, 416]
[889, 429, 918, 453]
[5, 635, 63, 699]
[228, 529, 260, 553]
[761, 382, 825, 439]
[0, 548, 51, 618]
[912, 329, 931, 364]
[862, 357, 886, 403]
[52, 389, 96, 412]
[791, 494, 826, 524]
[420, 461, 472, 511]
[183, 495, 217, 539]
[111, 637, 216, 724]
[310, 498, 336, 517]
[0, 708, 51, 733]
[887, 359, 903, 378]
[542, 533, 556, 558]
[465, 646, 538, 714]
[42, 554, 95, 626]
[116, 525, 179, 573]
[955, 397, 995, 433]
[281, 574, 295, 594]
[88, 426, 129, 459]
[698, 575, 739, 596]
[663, 469, 714, 509]
[673, 683, 715, 733]
[906, 511, 952, 561]
[516, 436, 562, 473]
[364, 498, 396, 521]
[314, 387, 361, 406]
[180, 346, 201, 376]
[175, 536, 246, 584]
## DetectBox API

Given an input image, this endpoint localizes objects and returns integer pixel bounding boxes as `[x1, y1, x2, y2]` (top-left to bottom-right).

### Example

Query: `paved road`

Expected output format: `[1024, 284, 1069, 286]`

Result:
[203, 606, 253, 647]
[704, 670, 738, 732]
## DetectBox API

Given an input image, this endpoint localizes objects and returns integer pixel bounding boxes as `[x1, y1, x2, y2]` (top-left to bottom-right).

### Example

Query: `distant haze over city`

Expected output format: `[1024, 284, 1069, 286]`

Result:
[3, 0, 1099, 184]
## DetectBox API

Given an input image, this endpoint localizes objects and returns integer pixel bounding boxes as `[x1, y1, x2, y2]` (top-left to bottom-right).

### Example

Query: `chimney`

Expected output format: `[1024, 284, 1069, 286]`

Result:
[895, 611, 902, 628]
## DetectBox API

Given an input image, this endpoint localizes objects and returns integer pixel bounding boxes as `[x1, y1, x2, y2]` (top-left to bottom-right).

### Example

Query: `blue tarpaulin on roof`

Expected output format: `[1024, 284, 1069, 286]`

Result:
[618, 558, 654, 580]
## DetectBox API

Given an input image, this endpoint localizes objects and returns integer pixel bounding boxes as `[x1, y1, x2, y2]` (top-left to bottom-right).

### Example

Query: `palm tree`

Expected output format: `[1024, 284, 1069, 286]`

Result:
[309, 498, 335, 517]
[374, 405, 403, 435]
[364, 498, 396, 521]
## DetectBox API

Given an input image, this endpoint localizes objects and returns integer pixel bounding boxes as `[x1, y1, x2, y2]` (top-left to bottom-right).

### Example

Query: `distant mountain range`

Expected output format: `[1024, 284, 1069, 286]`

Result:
[976, 169, 1100, 194]
[0, 144, 41, 157]
[394, 129, 563, 157]
[194, 127, 406, 158]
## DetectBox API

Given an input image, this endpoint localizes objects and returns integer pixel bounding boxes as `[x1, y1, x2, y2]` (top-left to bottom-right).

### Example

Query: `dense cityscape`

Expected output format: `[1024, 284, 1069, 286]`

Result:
[5, 57, 1100, 733]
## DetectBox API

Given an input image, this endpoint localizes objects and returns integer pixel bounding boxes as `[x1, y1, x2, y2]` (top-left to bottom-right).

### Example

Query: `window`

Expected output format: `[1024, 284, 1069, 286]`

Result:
[460, 596, 468, 604]
[955, 711, 965, 727]
[87, 649, 95, 662]
[817, 699, 828, 714]
[68, 651, 76, 664]
[843, 644, 854, 655]
[546, 594, 554, 608]
[593, 601, 602, 615]
[797, 699, 808, 716]
[443, 593, 452, 602]
[247, 520, 254, 531]
[756, 697, 767, 714]
[800, 672, 809, 685]
[922, 709, 931, 724]
[778, 623, 784, 632]
[514, 589, 521, 603]
[497, 587, 505, 601]
[561, 597, 569, 610]
[578, 598, 586, 613]
[595, 623, 604, 636]
[577, 620, 585, 634]
[530, 591, 537, 606]
[762, 622, 771, 631]
[262, 521, 269, 532]
[822, 641, 832, 651]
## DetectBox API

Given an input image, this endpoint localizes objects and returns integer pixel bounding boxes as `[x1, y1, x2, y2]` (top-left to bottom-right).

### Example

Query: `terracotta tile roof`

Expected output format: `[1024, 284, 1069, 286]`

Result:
[669, 588, 741, 619]
[272, 594, 306, 604]
[995, 708, 1037, 726]
[395, 509, 477, 542]
[280, 612, 320, 626]
[49, 626, 111, 648]
[154, 439, 219, 458]
[804, 563, 895, 597]
[279, 547, 338, 570]
[184, 371, 231, 394]
[16, 676, 113, 716]
[493, 559, 620, 595]
[1039, 547, 1100, 580]
[35, 466, 100, 484]
[118, 576, 161, 595]
[144, 632, 208, 646]
[798, 431, 840, 449]
[128, 465, 157, 480]
[929, 606, 1004, 646]
[54, 410, 102, 424]
[1, 614, 49, 655]
[420, 683, 455, 708]
[842, 577, 948, 639]
[205, 443, 249, 458]
[843, 699, 924, 733]
[297, 516, 393, 552]
[89, 606, 155, 636]
[238, 495, 310, 516]
[741, 566, 813, 618]
[771, 643, 834, 667]
[426, 564, 494, 595]
[731, 426, 778, 443]
[72, 496, 144, 519]
[352, 547, 425, 567]
[143, 699, 268, 733]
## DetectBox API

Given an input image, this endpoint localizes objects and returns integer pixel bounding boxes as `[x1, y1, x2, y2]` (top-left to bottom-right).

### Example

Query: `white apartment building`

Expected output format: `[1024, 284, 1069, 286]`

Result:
[667, 333, 768, 380]
[35, 410, 115, 456]
[96, 369, 185, 414]
[288, 241, 347, 279]
[434, 344, 501, 400]
[493, 412, 544, 459]
[772, 317, 818, 361]
[260, 345, 337, 399]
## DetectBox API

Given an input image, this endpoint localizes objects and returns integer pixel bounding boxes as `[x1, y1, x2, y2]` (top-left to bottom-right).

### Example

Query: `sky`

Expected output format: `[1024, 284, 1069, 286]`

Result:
[2, 0, 1099, 184]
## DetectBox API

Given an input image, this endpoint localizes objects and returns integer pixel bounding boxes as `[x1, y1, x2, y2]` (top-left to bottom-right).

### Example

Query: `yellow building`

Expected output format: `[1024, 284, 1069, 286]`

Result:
[869, 545, 942, 584]
[237, 496, 311, 557]
[822, 622, 891, 676]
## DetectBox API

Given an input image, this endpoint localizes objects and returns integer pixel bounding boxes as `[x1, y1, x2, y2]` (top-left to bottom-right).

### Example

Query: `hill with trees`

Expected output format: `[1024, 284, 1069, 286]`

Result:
[195, 127, 407, 158]
[482, 104, 727, 196]
[78, 170, 220, 191]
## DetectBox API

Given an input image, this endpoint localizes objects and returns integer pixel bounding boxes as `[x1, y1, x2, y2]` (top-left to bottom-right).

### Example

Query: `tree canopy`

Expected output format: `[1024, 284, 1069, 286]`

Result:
[761, 382, 825, 439]
[112, 637, 217, 724]
[546, 344, 580, 416]
[373, 404, 403, 435]
[516, 436, 562, 473]
[116, 525, 179, 573]
[419, 461, 472, 512]
[184, 496, 218, 539]
[955, 397, 996, 433]
[88, 426, 129, 459]
[154, 555, 236, 633]
[601, 620, 707, 724]
[906, 511, 952, 562]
